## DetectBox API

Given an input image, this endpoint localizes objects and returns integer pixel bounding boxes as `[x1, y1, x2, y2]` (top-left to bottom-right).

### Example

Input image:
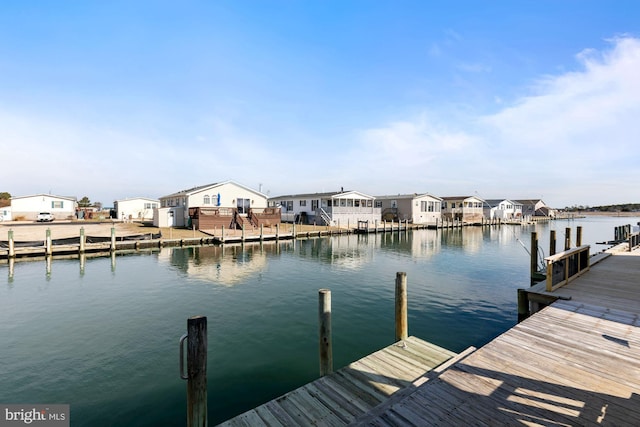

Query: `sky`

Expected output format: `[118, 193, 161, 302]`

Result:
[1, 1, 639, 209]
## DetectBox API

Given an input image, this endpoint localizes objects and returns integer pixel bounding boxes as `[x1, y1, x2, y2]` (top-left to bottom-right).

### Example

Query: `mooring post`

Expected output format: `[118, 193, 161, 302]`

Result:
[180, 316, 208, 427]
[576, 226, 582, 247]
[564, 227, 571, 251]
[111, 227, 116, 252]
[549, 230, 556, 256]
[260, 224, 264, 241]
[276, 223, 280, 240]
[318, 289, 333, 376]
[80, 227, 86, 253]
[8, 229, 15, 258]
[517, 289, 530, 322]
[221, 226, 225, 242]
[395, 272, 408, 342]
[241, 225, 245, 242]
[530, 232, 538, 286]
[45, 228, 52, 255]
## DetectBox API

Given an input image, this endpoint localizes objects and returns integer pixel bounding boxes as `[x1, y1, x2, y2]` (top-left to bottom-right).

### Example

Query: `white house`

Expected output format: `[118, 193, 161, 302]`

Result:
[156, 181, 270, 228]
[269, 190, 381, 227]
[0, 206, 11, 221]
[375, 194, 443, 224]
[114, 197, 159, 222]
[483, 199, 523, 220]
[10, 194, 77, 221]
[440, 196, 485, 223]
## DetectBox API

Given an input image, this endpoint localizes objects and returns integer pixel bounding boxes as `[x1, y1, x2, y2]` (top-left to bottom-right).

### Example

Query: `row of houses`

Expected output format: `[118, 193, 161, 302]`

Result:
[1, 181, 555, 228]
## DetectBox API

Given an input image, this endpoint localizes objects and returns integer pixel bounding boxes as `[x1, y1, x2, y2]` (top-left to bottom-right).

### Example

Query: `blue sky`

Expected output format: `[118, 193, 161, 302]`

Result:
[1, 1, 639, 208]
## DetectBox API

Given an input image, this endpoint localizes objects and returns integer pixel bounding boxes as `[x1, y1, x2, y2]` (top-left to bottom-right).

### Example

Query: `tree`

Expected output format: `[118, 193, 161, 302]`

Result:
[0, 192, 10, 200]
[78, 196, 92, 207]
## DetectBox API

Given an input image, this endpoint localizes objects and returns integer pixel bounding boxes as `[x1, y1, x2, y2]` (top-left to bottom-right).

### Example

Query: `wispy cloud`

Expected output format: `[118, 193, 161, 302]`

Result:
[348, 37, 640, 206]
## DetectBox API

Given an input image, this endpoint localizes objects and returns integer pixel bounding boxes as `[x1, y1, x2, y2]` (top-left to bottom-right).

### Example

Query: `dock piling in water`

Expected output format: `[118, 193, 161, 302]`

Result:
[395, 272, 408, 342]
[180, 316, 208, 427]
[318, 289, 333, 376]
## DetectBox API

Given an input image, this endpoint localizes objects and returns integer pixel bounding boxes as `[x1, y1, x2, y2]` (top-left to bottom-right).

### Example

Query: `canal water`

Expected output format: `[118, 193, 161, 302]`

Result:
[1, 216, 637, 426]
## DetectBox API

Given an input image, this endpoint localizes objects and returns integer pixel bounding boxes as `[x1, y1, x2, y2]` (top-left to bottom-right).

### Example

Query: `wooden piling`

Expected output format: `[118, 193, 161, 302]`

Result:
[45, 228, 52, 255]
[318, 289, 333, 376]
[530, 232, 538, 286]
[185, 315, 207, 427]
[80, 227, 86, 253]
[517, 288, 530, 322]
[395, 272, 408, 342]
[576, 226, 582, 247]
[549, 230, 556, 256]
[111, 227, 116, 252]
[8, 229, 15, 258]
[564, 227, 571, 251]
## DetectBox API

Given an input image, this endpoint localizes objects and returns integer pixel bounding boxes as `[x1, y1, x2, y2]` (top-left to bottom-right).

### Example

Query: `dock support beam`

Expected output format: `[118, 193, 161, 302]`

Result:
[395, 272, 408, 342]
[576, 226, 582, 247]
[8, 229, 15, 258]
[180, 316, 208, 427]
[318, 289, 333, 377]
[111, 227, 116, 252]
[517, 288, 530, 322]
[530, 232, 538, 286]
[80, 227, 86, 253]
[564, 227, 571, 251]
[549, 230, 556, 256]
[45, 228, 52, 256]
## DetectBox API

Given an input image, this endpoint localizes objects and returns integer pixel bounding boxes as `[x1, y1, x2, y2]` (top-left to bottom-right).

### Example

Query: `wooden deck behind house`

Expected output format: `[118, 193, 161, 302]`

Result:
[218, 247, 640, 426]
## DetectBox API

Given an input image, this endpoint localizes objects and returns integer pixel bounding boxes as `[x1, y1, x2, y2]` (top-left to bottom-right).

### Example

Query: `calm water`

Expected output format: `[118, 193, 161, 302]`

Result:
[1, 216, 637, 426]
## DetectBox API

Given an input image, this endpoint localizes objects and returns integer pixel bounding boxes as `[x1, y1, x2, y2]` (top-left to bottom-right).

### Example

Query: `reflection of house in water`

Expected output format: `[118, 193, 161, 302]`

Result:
[295, 235, 376, 270]
[157, 243, 289, 286]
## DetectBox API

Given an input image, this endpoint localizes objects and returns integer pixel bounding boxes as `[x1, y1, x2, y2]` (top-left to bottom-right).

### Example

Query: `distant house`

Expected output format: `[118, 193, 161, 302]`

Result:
[114, 197, 159, 222]
[10, 194, 77, 221]
[483, 199, 523, 220]
[515, 199, 555, 218]
[375, 194, 443, 224]
[440, 196, 485, 223]
[0, 206, 11, 222]
[156, 181, 275, 229]
[269, 190, 380, 227]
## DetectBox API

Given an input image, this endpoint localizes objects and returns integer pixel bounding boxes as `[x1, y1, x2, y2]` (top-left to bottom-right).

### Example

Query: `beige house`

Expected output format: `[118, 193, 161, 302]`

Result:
[155, 181, 273, 229]
[375, 194, 443, 224]
[441, 196, 485, 223]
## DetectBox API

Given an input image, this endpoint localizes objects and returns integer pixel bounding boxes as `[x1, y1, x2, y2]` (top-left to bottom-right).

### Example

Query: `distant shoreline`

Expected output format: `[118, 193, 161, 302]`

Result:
[571, 211, 640, 218]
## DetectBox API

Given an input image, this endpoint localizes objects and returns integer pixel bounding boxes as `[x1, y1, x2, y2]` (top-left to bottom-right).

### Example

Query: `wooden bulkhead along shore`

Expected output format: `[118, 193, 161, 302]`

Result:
[216, 239, 640, 426]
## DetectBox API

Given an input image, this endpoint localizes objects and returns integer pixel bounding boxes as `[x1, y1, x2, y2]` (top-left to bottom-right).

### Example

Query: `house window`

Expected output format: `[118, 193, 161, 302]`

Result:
[340, 199, 346, 207]
[428, 201, 435, 212]
[367, 200, 372, 207]
[354, 199, 360, 207]
[204, 195, 211, 205]
[347, 199, 354, 207]
[442, 202, 447, 209]
[299, 200, 307, 207]
[375, 201, 382, 208]
[52, 201, 64, 209]
[312, 200, 319, 210]
[286, 201, 293, 212]
[421, 201, 427, 212]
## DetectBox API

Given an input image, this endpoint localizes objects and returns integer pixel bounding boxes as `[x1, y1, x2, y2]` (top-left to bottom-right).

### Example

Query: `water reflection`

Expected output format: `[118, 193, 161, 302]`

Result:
[158, 241, 292, 286]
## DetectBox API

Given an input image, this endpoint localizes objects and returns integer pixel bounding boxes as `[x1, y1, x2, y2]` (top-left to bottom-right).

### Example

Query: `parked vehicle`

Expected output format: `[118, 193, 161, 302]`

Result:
[37, 212, 54, 222]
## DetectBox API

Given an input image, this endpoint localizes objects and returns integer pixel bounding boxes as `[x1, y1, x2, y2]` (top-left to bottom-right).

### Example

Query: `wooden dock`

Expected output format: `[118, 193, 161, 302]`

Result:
[217, 337, 469, 426]
[218, 248, 640, 426]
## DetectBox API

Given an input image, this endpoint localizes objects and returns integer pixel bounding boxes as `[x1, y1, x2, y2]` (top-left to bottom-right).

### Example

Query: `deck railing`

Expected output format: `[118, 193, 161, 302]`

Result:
[545, 244, 590, 291]
[629, 232, 640, 252]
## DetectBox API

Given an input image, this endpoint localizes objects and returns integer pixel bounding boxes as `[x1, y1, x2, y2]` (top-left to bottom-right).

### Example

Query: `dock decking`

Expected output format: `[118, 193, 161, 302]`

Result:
[219, 248, 640, 426]
[217, 337, 468, 426]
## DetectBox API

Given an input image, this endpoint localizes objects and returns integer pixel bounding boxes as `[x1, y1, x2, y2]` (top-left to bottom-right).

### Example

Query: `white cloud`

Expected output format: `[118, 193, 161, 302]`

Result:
[349, 37, 640, 206]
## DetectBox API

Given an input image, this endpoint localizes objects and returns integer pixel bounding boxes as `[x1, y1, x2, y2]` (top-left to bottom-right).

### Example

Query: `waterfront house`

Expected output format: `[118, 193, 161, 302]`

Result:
[113, 197, 159, 222]
[515, 199, 555, 219]
[269, 190, 380, 227]
[10, 194, 77, 221]
[482, 199, 523, 220]
[156, 181, 276, 229]
[374, 193, 443, 224]
[0, 206, 11, 222]
[440, 196, 485, 223]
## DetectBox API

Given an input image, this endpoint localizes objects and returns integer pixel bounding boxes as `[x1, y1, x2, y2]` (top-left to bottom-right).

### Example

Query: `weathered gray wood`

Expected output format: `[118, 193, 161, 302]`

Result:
[186, 315, 207, 427]
[395, 272, 408, 342]
[319, 289, 333, 376]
